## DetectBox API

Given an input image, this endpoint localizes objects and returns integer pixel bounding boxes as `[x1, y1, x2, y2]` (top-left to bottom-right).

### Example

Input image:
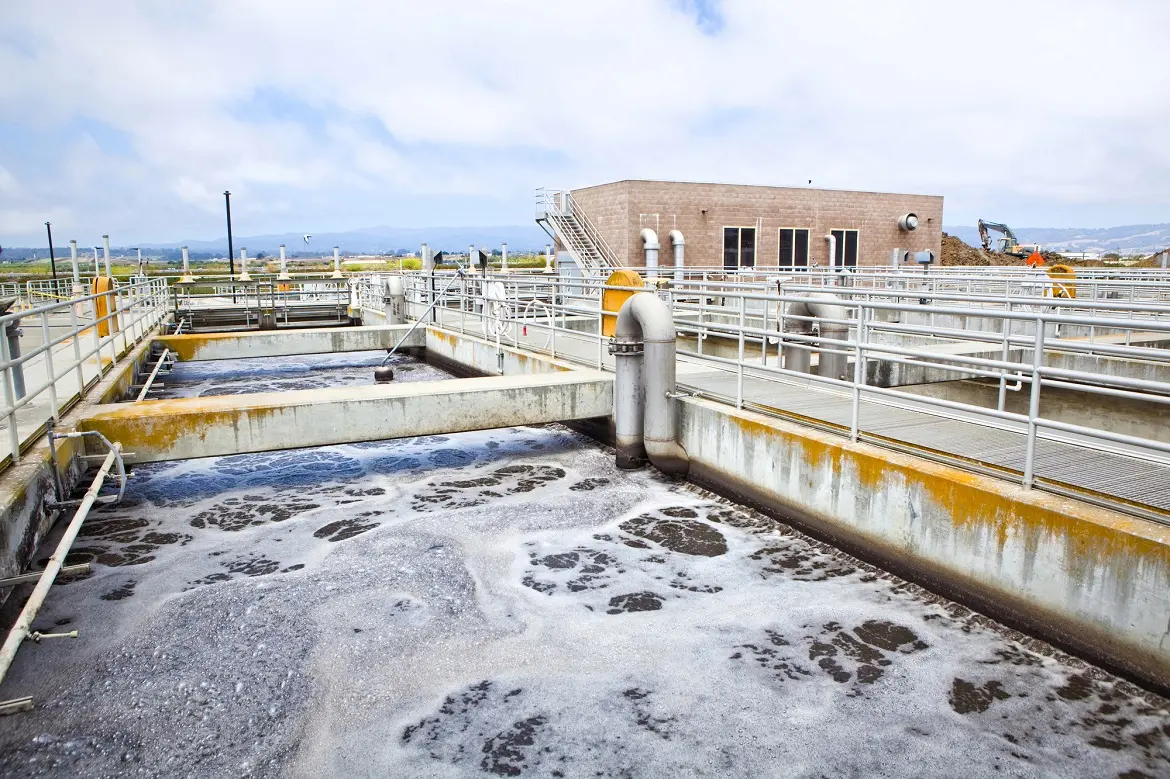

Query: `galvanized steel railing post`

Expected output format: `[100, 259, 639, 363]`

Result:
[596, 284, 604, 370]
[0, 329, 18, 464]
[850, 304, 868, 442]
[68, 304, 84, 399]
[1022, 320, 1045, 488]
[736, 293, 746, 409]
[550, 279, 557, 359]
[39, 311, 59, 421]
[997, 301, 1012, 412]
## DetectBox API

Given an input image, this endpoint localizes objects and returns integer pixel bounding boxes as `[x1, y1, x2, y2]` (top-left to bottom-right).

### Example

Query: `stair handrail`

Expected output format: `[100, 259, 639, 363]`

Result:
[535, 188, 619, 274]
[561, 191, 619, 268]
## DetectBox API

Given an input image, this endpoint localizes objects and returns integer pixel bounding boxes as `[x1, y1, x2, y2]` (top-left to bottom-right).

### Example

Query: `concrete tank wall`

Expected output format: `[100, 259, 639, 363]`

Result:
[678, 396, 1170, 689]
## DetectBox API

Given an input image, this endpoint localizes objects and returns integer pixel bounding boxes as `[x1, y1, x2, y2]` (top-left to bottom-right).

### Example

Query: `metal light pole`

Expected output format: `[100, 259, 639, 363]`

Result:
[224, 190, 236, 302]
[45, 222, 58, 280]
[224, 190, 235, 278]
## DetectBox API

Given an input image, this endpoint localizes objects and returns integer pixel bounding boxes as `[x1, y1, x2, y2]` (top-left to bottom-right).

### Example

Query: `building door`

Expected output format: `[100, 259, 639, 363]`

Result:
[723, 227, 757, 269]
[830, 229, 859, 268]
[778, 228, 810, 269]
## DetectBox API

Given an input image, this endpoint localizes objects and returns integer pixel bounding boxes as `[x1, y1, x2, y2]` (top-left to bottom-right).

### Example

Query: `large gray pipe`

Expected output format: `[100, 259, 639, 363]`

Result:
[782, 292, 851, 380]
[640, 228, 660, 279]
[384, 276, 406, 325]
[613, 292, 689, 475]
[668, 230, 684, 282]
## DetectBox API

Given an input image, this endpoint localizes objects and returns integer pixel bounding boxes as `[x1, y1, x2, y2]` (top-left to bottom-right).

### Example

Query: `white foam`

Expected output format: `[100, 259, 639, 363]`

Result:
[0, 354, 1165, 778]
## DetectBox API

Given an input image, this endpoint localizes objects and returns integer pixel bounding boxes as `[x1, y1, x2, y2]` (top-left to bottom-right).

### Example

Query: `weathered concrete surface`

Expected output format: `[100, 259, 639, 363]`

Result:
[155, 325, 424, 362]
[79, 372, 613, 463]
[424, 326, 580, 377]
[0, 336, 158, 579]
[678, 396, 1170, 690]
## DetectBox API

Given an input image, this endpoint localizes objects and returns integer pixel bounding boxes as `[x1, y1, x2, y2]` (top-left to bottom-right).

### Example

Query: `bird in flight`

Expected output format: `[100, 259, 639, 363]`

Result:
[303, 234, 312, 244]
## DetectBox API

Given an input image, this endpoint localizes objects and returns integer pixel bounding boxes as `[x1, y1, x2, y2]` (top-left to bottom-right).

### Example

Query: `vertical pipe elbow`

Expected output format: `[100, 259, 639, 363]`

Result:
[640, 228, 660, 276]
[668, 230, 684, 282]
[614, 293, 689, 476]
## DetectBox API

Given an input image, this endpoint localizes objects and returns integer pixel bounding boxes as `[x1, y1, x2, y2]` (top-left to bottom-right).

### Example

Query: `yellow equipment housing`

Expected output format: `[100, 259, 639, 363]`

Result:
[91, 277, 120, 336]
[601, 270, 645, 337]
[1047, 264, 1076, 299]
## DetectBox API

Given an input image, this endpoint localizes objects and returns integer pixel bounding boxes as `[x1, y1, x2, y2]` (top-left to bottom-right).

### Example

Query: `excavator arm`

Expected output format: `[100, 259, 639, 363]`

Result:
[976, 220, 1019, 251]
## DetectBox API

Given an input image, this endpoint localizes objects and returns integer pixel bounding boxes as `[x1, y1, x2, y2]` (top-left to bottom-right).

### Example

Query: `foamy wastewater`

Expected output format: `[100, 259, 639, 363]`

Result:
[0, 422, 1166, 779]
[158, 349, 446, 398]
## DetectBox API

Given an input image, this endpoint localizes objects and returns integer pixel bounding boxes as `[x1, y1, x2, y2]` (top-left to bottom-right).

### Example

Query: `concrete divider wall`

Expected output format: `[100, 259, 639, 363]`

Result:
[679, 397, 1170, 688]
[0, 438, 84, 580]
[80, 373, 613, 464]
[155, 325, 424, 362]
[424, 327, 580, 377]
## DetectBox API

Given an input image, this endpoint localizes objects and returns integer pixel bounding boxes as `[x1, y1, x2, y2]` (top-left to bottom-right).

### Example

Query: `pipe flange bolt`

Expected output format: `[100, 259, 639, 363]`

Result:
[608, 340, 644, 356]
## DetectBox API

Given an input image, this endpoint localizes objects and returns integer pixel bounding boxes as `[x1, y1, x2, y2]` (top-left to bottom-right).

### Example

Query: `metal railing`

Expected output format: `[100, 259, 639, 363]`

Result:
[172, 277, 350, 329]
[362, 268, 1170, 519]
[0, 278, 169, 469]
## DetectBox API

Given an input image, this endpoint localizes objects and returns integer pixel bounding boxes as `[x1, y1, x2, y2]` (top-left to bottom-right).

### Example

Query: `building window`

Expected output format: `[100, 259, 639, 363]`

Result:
[778, 228, 810, 269]
[830, 229, 859, 267]
[723, 227, 756, 269]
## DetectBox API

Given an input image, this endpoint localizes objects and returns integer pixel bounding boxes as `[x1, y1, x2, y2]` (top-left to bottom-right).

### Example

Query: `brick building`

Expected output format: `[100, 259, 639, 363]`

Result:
[567, 180, 943, 270]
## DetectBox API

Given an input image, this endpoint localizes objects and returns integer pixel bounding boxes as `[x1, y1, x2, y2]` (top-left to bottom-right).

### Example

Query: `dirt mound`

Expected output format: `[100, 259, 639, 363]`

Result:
[940, 233, 1000, 266]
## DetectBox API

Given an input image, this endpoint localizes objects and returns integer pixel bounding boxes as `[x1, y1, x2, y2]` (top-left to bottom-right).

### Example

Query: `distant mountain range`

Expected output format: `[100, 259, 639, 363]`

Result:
[0, 224, 552, 261]
[4, 221, 1168, 261]
[160, 225, 551, 254]
[945, 224, 1170, 256]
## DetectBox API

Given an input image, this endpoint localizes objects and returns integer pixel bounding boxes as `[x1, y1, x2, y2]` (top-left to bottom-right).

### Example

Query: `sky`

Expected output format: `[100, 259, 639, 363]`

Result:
[1, 0, 1169, 247]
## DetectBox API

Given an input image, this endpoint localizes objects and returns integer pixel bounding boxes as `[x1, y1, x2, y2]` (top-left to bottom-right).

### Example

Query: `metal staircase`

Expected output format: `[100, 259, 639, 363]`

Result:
[535, 188, 620, 275]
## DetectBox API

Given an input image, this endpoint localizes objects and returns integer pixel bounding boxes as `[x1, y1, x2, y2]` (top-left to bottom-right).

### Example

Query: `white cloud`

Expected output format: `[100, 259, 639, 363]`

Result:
[1, 0, 1168, 244]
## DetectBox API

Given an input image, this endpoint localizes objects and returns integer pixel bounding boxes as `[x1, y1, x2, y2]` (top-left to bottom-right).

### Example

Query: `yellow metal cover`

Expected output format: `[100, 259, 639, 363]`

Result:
[601, 270, 644, 336]
[90, 276, 120, 337]
[1047, 264, 1076, 299]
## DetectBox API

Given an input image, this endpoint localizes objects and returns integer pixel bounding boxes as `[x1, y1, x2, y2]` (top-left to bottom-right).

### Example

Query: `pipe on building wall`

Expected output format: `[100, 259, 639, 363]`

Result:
[384, 276, 406, 325]
[824, 233, 836, 271]
[640, 228, 660, 278]
[782, 292, 851, 380]
[668, 230, 685, 282]
[613, 292, 689, 475]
